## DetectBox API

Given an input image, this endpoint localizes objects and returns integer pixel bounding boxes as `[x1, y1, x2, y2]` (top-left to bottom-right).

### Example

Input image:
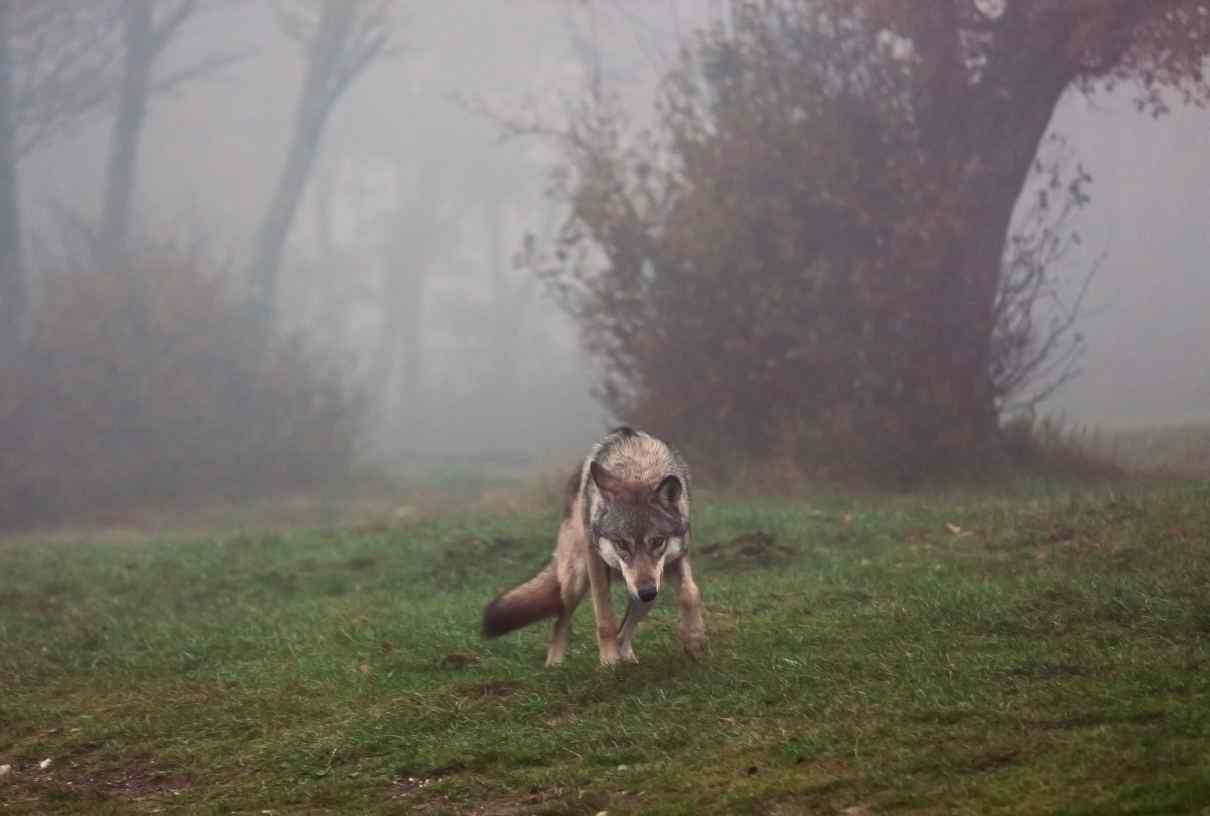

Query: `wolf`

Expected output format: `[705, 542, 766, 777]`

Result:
[481, 427, 706, 666]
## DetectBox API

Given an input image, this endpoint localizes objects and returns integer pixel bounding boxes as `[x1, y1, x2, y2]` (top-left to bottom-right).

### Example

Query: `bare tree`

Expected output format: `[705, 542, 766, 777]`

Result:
[10, 3, 118, 156]
[98, 0, 238, 266]
[1, 2, 122, 356]
[0, 1, 24, 359]
[246, 0, 396, 330]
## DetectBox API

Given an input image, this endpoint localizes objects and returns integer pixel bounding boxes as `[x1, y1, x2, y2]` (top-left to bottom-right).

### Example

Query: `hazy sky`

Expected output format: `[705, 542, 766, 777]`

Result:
[1049, 93, 1210, 428]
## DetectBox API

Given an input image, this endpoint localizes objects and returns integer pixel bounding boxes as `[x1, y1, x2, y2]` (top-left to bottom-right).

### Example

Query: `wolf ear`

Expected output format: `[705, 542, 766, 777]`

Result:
[653, 474, 682, 509]
[590, 461, 625, 500]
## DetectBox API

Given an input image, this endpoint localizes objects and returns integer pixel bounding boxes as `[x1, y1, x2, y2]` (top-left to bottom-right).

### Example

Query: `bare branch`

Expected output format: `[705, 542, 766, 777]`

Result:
[149, 0, 198, 56]
[10, 4, 120, 155]
[327, 23, 389, 104]
[146, 48, 251, 97]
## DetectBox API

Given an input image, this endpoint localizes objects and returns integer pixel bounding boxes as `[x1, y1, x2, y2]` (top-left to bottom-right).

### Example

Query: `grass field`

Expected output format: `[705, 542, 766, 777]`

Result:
[3, 479, 1210, 815]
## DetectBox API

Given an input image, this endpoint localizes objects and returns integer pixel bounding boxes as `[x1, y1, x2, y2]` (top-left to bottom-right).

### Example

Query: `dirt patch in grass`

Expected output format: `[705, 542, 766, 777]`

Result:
[429, 536, 537, 589]
[0, 756, 191, 805]
[698, 531, 797, 572]
[441, 652, 482, 669]
[455, 680, 518, 699]
[344, 554, 379, 571]
[1031, 710, 1165, 731]
[1003, 661, 1089, 680]
[467, 786, 562, 816]
[406, 785, 563, 816]
[390, 762, 467, 801]
[964, 750, 1020, 775]
[910, 708, 980, 726]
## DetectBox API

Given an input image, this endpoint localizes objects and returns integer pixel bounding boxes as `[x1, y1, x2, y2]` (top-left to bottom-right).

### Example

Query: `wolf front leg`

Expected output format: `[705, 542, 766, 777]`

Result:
[668, 555, 706, 658]
[616, 598, 655, 662]
[585, 546, 622, 666]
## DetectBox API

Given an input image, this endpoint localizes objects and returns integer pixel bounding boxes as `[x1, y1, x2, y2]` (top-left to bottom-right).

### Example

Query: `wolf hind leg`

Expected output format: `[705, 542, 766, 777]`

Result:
[545, 562, 588, 666]
[545, 612, 571, 667]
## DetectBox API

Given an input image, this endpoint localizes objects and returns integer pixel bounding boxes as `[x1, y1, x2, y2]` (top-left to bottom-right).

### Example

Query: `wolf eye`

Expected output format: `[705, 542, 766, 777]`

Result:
[649, 537, 667, 551]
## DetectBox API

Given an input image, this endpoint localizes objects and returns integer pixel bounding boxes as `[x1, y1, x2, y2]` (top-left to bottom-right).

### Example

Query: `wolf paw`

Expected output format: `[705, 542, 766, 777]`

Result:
[598, 643, 621, 667]
[618, 644, 639, 663]
[681, 635, 707, 659]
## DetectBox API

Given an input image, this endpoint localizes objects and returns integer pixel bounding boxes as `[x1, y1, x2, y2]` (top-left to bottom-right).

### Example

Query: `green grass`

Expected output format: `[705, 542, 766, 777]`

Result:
[3, 482, 1210, 814]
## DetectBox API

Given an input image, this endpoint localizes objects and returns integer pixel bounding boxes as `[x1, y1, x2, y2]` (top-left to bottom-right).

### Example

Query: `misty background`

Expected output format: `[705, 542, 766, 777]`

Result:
[3, 1, 1209, 526]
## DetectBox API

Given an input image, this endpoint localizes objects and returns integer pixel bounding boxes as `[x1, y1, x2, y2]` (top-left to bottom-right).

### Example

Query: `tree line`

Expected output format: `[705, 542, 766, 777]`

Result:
[0, 0, 396, 351]
[0, 0, 397, 527]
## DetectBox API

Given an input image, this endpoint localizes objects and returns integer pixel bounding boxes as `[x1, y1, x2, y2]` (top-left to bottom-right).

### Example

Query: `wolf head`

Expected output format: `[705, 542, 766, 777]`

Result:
[589, 460, 687, 603]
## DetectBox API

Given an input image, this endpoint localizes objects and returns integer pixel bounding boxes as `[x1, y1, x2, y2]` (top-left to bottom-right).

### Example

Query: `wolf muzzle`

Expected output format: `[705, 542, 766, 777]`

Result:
[637, 584, 658, 603]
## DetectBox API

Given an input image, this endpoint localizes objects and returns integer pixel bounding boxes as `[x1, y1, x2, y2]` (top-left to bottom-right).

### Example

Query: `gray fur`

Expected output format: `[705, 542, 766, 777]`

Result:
[481, 427, 706, 666]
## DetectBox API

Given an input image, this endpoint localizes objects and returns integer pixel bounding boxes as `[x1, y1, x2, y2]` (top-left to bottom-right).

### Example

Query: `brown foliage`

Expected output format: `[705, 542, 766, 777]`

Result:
[0, 244, 363, 529]
[546, 0, 1208, 484]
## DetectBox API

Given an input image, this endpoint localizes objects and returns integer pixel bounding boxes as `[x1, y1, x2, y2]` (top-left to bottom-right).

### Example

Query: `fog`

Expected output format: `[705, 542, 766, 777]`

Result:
[19, 0, 650, 473]
[9, 1, 1210, 489]
[1048, 94, 1210, 429]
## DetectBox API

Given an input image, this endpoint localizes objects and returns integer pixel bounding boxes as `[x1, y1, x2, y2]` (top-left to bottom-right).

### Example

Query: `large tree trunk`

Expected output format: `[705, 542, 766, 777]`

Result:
[247, 1, 392, 335]
[98, 1, 155, 268]
[312, 150, 338, 263]
[247, 91, 328, 329]
[936, 0, 1151, 447]
[950, 61, 1076, 448]
[0, 2, 26, 359]
[910, 5, 1080, 459]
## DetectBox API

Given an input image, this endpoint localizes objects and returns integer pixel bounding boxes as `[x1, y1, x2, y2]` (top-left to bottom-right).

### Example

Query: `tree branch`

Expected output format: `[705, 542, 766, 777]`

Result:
[150, 0, 198, 57]
[146, 48, 250, 97]
[327, 24, 389, 105]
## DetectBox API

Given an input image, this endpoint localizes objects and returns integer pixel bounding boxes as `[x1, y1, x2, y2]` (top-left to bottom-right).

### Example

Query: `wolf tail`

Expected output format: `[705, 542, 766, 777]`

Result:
[481, 561, 563, 638]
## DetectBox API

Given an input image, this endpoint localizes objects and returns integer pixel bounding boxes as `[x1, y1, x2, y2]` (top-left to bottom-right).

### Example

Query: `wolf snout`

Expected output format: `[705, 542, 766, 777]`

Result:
[637, 585, 658, 603]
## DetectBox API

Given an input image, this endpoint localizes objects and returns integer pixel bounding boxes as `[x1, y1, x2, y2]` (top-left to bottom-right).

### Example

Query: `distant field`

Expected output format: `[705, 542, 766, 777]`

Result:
[3, 481, 1210, 814]
[1098, 424, 1210, 476]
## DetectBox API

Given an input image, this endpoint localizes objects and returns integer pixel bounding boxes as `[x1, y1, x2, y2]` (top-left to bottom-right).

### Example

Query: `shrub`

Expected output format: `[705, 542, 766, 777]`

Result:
[998, 415, 1122, 483]
[0, 244, 363, 529]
